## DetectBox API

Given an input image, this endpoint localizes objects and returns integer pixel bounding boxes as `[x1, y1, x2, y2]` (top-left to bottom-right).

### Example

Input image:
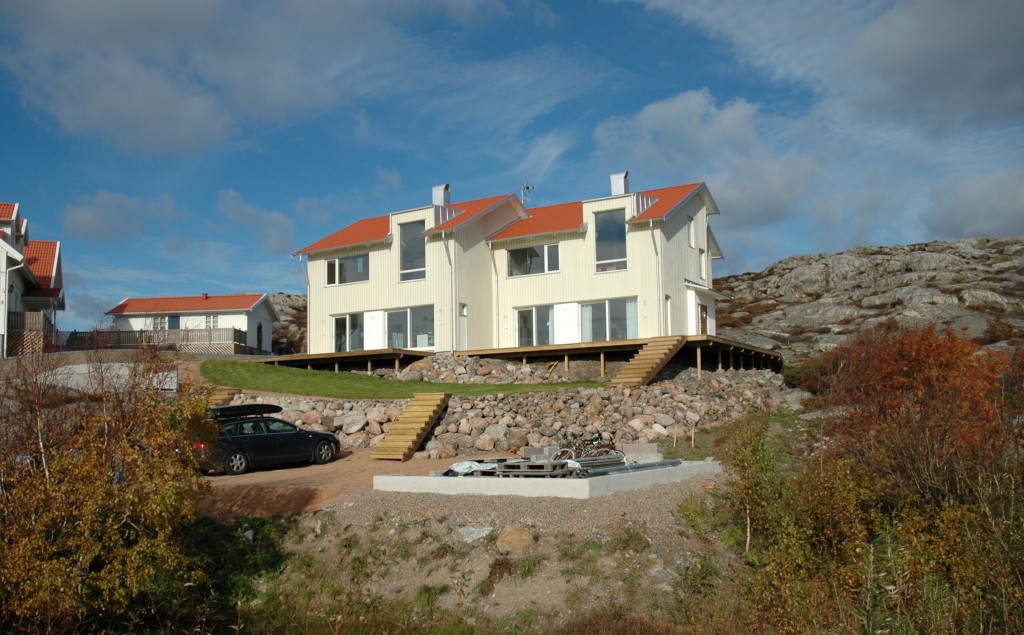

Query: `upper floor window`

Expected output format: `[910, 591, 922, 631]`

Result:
[687, 216, 695, 247]
[508, 244, 559, 277]
[699, 248, 707, 280]
[399, 220, 426, 281]
[326, 253, 369, 285]
[595, 209, 626, 272]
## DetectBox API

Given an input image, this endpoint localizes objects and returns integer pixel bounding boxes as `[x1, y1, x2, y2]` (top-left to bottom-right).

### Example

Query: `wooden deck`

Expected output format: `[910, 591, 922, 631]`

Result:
[257, 335, 782, 383]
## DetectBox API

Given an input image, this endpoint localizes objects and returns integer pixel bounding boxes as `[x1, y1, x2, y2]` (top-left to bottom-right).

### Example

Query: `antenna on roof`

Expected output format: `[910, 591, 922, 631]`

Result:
[520, 181, 536, 204]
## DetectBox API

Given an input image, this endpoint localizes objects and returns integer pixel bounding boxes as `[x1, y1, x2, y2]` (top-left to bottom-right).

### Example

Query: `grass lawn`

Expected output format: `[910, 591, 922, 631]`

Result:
[201, 359, 607, 400]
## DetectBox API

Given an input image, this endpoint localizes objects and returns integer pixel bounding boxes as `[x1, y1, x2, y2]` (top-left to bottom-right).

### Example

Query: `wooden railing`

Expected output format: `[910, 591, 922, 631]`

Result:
[7, 311, 52, 332]
[63, 328, 248, 351]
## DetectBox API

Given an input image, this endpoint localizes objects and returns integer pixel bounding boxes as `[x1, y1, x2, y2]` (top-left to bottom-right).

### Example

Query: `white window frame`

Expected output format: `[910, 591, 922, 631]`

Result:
[326, 252, 370, 286]
[399, 221, 426, 281]
[507, 243, 559, 277]
[699, 248, 707, 280]
[581, 297, 637, 342]
[152, 316, 167, 330]
[516, 304, 554, 346]
[595, 209, 627, 272]
[687, 216, 695, 248]
[205, 315, 218, 329]
[387, 304, 434, 348]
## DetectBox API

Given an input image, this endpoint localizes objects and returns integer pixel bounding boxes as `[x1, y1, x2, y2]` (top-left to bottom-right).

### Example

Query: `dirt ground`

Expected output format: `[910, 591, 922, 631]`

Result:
[197, 449, 516, 521]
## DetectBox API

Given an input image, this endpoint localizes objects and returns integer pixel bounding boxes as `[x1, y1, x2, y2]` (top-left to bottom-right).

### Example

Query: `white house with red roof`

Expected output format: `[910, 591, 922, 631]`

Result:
[1, 202, 65, 358]
[105, 293, 279, 355]
[294, 173, 723, 355]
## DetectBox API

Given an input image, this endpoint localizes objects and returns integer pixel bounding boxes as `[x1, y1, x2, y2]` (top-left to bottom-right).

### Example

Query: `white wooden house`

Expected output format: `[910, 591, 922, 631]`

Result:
[1, 202, 65, 357]
[105, 293, 279, 355]
[294, 173, 723, 355]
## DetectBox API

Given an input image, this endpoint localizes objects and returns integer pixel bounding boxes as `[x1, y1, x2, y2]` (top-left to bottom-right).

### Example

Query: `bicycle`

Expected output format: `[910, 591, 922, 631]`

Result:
[551, 437, 625, 462]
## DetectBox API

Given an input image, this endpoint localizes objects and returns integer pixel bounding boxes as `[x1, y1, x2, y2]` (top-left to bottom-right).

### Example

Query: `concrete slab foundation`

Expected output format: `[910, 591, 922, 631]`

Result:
[373, 459, 721, 499]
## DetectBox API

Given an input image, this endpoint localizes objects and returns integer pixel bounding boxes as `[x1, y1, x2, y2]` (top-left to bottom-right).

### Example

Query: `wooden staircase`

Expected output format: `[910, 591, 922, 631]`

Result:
[609, 336, 687, 387]
[371, 392, 452, 461]
[207, 386, 239, 407]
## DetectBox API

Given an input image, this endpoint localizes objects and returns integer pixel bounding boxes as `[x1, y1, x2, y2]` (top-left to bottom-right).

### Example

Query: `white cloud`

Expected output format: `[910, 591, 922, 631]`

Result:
[927, 168, 1024, 238]
[63, 191, 181, 240]
[216, 189, 296, 255]
[594, 89, 818, 226]
[0, 0, 602, 155]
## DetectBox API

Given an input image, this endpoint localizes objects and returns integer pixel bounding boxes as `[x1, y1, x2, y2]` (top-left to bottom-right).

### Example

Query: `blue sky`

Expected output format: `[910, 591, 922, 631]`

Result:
[1, 0, 1021, 331]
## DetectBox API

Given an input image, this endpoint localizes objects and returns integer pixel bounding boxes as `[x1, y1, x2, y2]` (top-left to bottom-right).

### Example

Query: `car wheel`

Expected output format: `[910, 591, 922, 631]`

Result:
[313, 440, 335, 464]
[224, 450, 249, 475]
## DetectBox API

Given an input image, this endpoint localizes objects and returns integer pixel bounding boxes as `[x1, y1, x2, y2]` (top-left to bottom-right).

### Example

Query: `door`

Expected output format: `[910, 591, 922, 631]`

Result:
[699, 304, 708, 335]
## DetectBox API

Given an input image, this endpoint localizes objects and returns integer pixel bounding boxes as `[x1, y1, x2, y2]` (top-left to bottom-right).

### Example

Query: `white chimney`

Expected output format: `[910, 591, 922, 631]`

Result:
[432, 183, 451, 206]
[610, 171, 629, 196]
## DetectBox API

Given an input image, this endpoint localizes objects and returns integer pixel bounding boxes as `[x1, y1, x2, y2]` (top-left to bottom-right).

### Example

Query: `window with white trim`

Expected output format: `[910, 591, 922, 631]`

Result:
[595, 209, 626, 272]
[333, 313, 364, 352]
[205, 315, 218, 329]
[399, 221, 426, 281]
[326, 253, 369, 285]
[687, 216, 695, 248]
[508, 244, 559, 277]
[153, 316, 167, 330]
[581, 297, 637, 342]
[516, 304, 553, 346]
[387, 304, 434, 348]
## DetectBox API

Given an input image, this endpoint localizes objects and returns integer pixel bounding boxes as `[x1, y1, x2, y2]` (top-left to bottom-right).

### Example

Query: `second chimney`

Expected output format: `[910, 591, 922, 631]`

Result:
[610, 171, 629, 196]
[433, 183, 451, 206]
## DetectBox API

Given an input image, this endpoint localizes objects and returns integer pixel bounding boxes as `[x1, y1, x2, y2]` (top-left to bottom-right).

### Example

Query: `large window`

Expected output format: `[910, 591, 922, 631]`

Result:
[333, 313, 364, 352]
[508, 244, 559, 277]
[595, 209, 626, 272]
[326, 253, 369, 285]
[387, 304, 434, 348]
[581, 297, 637, 342]
[517, 304, 553, 346]
[399, 221, 426, 281]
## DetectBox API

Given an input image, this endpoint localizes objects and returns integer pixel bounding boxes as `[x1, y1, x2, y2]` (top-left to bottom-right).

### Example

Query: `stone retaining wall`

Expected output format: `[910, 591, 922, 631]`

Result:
[230, 368, 797, 459]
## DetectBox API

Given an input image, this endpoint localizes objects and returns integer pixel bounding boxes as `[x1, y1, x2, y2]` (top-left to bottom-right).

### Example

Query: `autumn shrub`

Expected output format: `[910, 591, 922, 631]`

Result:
[0, 349, 219, 632]
[743, 323, 1024, 632]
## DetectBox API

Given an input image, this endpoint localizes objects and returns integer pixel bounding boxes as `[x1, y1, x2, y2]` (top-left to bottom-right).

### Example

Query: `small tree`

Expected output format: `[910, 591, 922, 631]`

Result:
[0, 347, 213, 631]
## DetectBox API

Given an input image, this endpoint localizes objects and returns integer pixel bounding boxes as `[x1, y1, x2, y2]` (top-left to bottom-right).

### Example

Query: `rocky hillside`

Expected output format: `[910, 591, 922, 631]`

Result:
[716, 236, 1024, 362]
[269, 292, 306, 355]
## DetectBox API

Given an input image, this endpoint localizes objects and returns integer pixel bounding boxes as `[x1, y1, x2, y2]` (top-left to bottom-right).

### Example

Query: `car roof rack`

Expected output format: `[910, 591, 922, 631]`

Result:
[210, 403, 283, 420]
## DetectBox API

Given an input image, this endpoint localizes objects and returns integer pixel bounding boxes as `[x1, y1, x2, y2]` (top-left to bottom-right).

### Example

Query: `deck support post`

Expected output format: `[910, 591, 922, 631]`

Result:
[696, 345, 703, 380]
[564, 354, 569, 370]
[717, 348, 723, 371]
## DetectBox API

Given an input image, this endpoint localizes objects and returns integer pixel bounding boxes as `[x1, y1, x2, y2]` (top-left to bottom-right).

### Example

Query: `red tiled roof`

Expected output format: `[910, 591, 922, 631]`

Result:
[294, 214, 390, 255]
[23, 240, 59, 290]
[0, 203, 16, 221]
[107, 293, 267, 315]
[427, 194, 516, 233]
[631, 183, 702, 222]
[489, 201, 583, 241]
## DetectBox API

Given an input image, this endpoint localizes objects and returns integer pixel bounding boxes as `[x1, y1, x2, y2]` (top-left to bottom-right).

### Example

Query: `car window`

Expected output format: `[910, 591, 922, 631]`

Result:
[263, 419, 297, 434]
[221, 421, 240, 437]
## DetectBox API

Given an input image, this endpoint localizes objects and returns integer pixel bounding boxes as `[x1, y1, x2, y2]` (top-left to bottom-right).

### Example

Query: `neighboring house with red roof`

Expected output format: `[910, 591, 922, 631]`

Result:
[104, 293, 279, 355]
[1, 202, 65, 357]
[294, 172, 723, 355]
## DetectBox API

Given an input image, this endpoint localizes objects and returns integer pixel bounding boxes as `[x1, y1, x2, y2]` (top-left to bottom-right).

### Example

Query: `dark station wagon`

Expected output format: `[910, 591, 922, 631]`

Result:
[195, 404, 339, 475]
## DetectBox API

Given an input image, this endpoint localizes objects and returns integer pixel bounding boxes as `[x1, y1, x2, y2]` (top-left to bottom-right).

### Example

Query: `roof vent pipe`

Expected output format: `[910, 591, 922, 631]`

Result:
[433, 183, 451, 206]
[610, 171, 629, 196]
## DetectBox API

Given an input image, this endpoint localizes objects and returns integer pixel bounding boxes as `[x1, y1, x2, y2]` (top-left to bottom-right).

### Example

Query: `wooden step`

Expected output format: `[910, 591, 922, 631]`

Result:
[371, 392, 451, 462]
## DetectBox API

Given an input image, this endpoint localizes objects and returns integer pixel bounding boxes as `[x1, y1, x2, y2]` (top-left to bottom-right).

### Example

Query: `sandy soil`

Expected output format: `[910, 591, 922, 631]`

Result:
[197, 449, 517, 521]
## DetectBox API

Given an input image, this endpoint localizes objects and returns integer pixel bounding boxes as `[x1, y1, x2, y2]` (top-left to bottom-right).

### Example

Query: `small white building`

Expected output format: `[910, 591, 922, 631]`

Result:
[105, 293, 279, 355]
[294, 172, 724, 355]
